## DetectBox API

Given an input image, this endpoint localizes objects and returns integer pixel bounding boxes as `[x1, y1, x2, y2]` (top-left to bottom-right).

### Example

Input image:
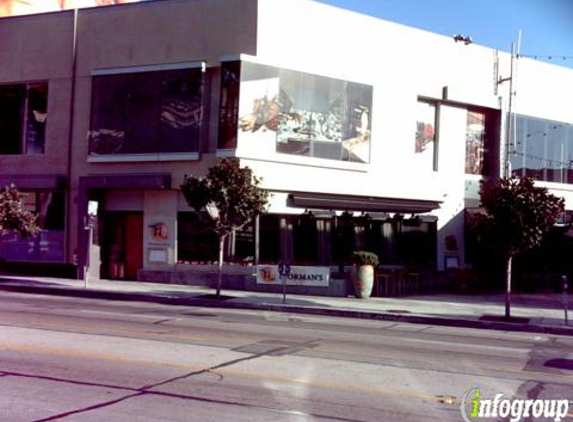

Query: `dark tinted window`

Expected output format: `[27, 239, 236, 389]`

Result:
[0, 83, 47, 155]
[90, 68, 204, 155]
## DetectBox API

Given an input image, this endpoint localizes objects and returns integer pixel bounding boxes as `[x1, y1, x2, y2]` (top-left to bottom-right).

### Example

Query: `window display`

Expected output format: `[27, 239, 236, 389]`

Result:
[465, 110, 486, 175]
[219, 61, 373, 163]
[415, 100, 437, 171]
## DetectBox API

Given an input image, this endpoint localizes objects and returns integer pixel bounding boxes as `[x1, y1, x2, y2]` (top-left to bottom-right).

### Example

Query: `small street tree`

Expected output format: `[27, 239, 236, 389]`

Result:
[0, 184, 39, 237]
[471, 176, 564, 319]
[180, 158, 269, 298]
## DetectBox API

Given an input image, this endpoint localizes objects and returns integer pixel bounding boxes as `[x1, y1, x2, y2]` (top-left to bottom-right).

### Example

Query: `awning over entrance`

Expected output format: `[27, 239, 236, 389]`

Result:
[0, 174, 67, 190]
[288, 192, 441, 214]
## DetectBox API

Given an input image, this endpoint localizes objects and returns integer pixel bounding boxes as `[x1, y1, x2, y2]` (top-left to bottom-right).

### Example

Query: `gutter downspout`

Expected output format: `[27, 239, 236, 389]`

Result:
[65, 8, 78, 274]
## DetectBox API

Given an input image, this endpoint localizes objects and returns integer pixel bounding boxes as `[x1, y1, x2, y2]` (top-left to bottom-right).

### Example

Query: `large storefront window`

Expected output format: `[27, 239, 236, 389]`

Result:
[177, 212, 257, 265]
[0, 82, 48, 155]
[255, 213, 436, 268]
[177, 212, 218, 264]
[510, 114, 573, 184]
[0, 190, 65, 262]
[174, 210, 437, 268]
[218, 61, 373, 163]
[415, 100, 438, 171]
[89, 67, 204, 155]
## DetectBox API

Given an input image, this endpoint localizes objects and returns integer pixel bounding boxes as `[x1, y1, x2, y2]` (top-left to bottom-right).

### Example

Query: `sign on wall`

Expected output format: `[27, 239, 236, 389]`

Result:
[146, 220, 170, 264]
[256, 265, 330, 287]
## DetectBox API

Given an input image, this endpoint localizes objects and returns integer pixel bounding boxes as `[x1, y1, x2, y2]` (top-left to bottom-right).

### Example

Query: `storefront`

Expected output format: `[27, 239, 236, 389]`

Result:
[0, 175, 67, 267]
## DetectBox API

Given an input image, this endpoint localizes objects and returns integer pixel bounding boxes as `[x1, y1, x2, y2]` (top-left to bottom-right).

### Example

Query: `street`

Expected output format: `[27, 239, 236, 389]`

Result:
[0, 292, 571, 422]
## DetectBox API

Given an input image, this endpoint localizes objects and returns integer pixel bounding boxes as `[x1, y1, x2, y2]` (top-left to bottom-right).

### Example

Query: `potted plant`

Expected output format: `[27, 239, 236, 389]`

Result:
[349, 251, 379, 299]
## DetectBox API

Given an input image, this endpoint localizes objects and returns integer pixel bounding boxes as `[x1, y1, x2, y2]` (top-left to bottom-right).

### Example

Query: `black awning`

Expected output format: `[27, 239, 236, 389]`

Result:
[80, 173, 171, 190]
[0, 174, 67, 190]
[289, 192, 441, 214]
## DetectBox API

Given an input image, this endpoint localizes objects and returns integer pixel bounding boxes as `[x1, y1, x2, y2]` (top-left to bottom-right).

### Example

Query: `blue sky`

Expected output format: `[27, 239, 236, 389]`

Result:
[315, 0, 573, 69]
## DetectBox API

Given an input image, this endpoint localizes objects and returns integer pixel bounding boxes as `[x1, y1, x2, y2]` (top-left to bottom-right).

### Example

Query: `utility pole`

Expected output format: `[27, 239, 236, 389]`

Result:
[497, 32, 521, 319]
[499, 43, 515, 179]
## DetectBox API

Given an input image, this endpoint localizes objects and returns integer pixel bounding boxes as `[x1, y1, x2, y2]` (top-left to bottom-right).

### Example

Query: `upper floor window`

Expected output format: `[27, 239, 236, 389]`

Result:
[510, 114, 573, 184]
[89, 66, 204, 156]
[465, 110, 487, 174]
[415, 100, 438, 171]
[0, 82, 48, 155]
[218, 61, 373, 164]
[465, 107, 500, 176]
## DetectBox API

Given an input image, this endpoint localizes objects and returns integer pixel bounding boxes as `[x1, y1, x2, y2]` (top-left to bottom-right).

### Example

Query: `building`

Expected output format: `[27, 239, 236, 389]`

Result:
[1, 0, 572, 293]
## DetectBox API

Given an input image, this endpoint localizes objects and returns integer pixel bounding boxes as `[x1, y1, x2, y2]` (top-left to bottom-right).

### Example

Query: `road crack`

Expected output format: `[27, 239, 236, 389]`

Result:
[18, 339, 322, 422]
[29, 392, 144, 422]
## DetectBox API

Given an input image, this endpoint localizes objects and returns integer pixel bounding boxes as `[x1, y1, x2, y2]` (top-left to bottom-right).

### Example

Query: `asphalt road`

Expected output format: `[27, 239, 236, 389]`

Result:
[0, 292, 571, 422]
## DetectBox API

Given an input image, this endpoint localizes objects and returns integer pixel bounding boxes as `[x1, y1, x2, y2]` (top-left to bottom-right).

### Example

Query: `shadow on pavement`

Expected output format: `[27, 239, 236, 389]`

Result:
[0, 278, 65, 288]
[544, 359, 573, 371]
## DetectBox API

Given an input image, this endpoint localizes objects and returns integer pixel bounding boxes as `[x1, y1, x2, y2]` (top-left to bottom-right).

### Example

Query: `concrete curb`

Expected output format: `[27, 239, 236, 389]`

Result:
[1, 283, 572, 337]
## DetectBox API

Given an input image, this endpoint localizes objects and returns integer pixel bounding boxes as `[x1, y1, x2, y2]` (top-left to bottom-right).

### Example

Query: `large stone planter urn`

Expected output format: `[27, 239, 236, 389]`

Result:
[351, 264, 374, 299]
[349, 251, 379, 299]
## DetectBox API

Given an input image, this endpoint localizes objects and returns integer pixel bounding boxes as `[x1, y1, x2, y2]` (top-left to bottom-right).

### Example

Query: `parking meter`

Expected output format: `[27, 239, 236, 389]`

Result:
[278, 260, 291, 303]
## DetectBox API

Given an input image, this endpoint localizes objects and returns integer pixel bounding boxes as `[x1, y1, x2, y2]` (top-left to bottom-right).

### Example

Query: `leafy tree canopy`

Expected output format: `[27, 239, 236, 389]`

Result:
[180, 158, 269, 237]
[471, 176, 564, 258]
[0, 184, 39, 237]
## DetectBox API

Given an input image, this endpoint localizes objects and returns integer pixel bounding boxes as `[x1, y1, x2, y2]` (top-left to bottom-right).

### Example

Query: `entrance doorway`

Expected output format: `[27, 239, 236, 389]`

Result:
[103, 212, 143, 280]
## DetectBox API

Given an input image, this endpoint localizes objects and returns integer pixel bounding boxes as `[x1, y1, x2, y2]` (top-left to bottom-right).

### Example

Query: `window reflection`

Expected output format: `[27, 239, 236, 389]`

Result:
[218, 61, 241, 149]
[0, 190, 65, 262]
[89, 74, 127, 154]
[465, 110, 486, 174]
[89, 67, 204, 155]
[161, 69, 203, 153]
[414, 100, 437, 171]
[0, 82, 48, 155]
[125, 71, 161, 154]
[510, 114, 573, 184]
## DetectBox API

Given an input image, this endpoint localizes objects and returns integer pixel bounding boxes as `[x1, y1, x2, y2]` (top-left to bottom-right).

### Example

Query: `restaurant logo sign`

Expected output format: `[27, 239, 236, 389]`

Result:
[460, 388, 570, 422]
[256, 265, 329, 287]
[149, 222, 168, 241]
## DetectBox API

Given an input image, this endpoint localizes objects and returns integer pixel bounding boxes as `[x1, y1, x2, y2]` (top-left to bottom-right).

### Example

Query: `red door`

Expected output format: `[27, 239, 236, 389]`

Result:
[124, 214, 143, 280]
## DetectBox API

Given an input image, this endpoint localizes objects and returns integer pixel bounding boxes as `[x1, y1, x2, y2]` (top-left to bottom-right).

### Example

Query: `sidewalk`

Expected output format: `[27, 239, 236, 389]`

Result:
[0, 274, 571, 336]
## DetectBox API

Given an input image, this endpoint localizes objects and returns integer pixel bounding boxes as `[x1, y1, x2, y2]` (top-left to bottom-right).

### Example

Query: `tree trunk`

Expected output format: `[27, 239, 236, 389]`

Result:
[216, 234, 225, 298]
[505, 255, 513, 319]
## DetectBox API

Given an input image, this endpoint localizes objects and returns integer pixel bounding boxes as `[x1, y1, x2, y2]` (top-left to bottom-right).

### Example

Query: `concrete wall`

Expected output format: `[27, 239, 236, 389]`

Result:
[0, 11, 73, 176]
